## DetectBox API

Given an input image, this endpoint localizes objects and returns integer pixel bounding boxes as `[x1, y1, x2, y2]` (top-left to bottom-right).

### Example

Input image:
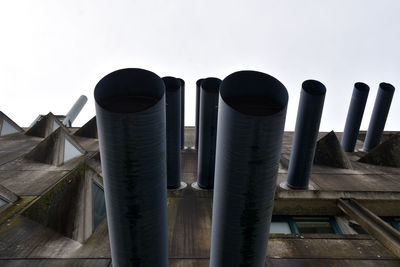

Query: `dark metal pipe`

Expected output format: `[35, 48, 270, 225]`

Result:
[341, 82, 370, 152]
[197, 77, 221, 189]
[94, 68, 168, 267]
[363, 82, 395, 151]
[286, 80, 326, 189]
[195, 78, 204, 149]
[210, 70, 288, 267]
[178, 78, 185, 150]
[163, 76, 182, 189]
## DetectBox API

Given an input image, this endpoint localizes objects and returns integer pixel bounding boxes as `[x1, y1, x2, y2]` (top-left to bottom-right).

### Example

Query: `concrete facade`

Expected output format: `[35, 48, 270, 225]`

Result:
[0, 119, 400, 266]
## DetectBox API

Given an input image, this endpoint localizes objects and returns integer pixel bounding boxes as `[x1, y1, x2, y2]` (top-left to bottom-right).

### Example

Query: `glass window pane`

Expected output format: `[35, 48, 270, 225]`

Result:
[270, 221, 292, 234]
[93, 183, 106, 231]
[296, 221, 335, 234]
[0, 198, 7, 209]
[64, 139, 83, 163]
[1, 120, 19, 136]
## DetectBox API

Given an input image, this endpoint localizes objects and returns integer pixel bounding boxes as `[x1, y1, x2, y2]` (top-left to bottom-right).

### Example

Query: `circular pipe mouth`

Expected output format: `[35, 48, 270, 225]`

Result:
[196, 78, 204, 87]
[94, 68, 165, 113]
[380, 82, 395, 93]
[302, 80, 326, 96]
[354, 82, 370, 92]
[219, 70, 288, 116]
[201, 77, 221, 93]
[162, 76, 181, 92]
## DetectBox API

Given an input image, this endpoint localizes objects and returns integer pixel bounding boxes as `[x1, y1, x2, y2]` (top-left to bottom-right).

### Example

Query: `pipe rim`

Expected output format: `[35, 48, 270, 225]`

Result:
[196, 78, 204, 87]
[354, 82, 370, 92]
[94, 68, 165, 113]
[177, 78, 185, 86]
[219, 70, 288, 116]
[302, 80, 326, 96]
[201, 77, 221, 93]
[380, 82, 395, 93]
[162, 76, 181, 92]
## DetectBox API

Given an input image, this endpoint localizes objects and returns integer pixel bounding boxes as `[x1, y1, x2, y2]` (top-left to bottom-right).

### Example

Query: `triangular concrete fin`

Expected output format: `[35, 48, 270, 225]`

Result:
[22, 163, 98, 242]
[314, 131, 353, 169]
[0, 111, 23, 136]
[74, 116, 98, 138]
[25, 112, 69, 138]
[358, 133, 400, 168]
[24, 127, 86, 166]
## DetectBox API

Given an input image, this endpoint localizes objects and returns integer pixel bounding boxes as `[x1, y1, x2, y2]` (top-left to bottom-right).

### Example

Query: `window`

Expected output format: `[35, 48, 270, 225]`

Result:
[271, 216, 342, 234]
[382, 217, 400, 232]
[92, 182, 106, 231]
[63, 138, 83, 163]
[0, 197, 7, 209]
[270, 221, 292, 234]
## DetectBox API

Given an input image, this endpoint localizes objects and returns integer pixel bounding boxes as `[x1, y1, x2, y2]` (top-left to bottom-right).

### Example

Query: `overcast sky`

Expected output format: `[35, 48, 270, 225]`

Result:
[0, 0, 399, 131]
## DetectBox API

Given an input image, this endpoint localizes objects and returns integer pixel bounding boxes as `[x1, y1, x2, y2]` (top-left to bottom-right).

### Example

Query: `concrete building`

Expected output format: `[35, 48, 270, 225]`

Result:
[1, 110, 400, 266]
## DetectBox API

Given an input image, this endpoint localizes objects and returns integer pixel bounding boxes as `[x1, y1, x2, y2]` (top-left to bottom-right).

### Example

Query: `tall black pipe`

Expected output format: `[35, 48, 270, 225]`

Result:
[286, 80, 326, 189]
[341, 82, 370, 152]
[178, 78, 185, 150]
[94, 68, 168, 267]
[197, 77, 221, 189]
[195, 78, 204, 149]
[210, 71, 288, 267]
[163, 76, 182, 189]
[363, 82, 395, 151]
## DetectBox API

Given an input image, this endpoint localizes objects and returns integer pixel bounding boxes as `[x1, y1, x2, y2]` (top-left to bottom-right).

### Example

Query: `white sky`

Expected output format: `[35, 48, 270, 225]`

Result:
[0, 0, 399, 131]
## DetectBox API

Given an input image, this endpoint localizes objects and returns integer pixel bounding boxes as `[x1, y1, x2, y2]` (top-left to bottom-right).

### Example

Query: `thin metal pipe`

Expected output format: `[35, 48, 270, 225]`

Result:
[197, 77, 221, 189]
[94, 68, 168, 267]
[363, 82, 395, 151]
[63, 95, 88, 127]
[341, 82, 370, 152]
[195, 78, 204, 149]
[163, 76, 182, 189]
[178, 78, 185, 150]
[210, 70, 288, 267]
[286, 80, 326, 189]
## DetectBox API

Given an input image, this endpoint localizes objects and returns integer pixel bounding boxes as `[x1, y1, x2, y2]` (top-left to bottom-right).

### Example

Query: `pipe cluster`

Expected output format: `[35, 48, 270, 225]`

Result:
[94, 67, 395, 267]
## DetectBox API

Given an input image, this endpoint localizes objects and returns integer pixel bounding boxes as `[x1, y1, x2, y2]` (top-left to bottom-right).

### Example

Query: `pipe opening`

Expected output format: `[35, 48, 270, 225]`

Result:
[380, 82, 395, 93]
[220, 70, 288, 116]
[302, 80, 326, 96]
[354, 82, 370, 92]
[196, 78, 204, 87]
[201, 77, 221, 93]
[94, 68, 164, 113]
[177, 78, 185, 86]
[163, 76, 181, 92]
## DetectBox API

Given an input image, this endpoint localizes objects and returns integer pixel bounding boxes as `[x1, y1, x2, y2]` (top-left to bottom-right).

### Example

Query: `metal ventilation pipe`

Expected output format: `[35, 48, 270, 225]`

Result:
[94, 68, 168, 267]
[63, 95, 88, 127]
[341, 82, 370, 152]
[362, 82, 395, 151]
[210, 71, 288, 267]
[197, 77, 221, 189]
[195, 78, 204, 149]
[163, 76, 182, 189]
[178, 78, 185, 150]
[286, 80, 326, 189]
